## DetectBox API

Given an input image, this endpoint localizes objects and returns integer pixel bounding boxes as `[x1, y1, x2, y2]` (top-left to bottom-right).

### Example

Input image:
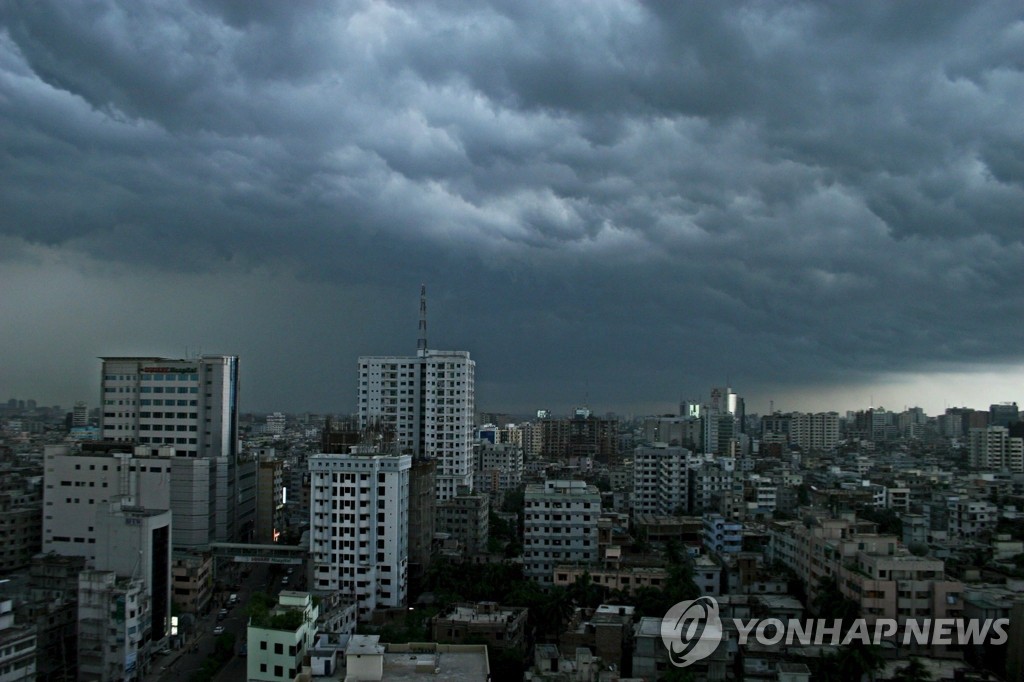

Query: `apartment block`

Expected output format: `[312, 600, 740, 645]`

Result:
[0, 599, 36, 682]
[435, 487, 489, 556]
[0, 481, 42, 572]
[431, 602, 527, 651]
[358, 350, 475, 501]
[704, 514, 742, 555]
[524, 480, 600, 585]
[309, 450, 410, 620]
[246, 592, 319, 682]
[256, 457, 284, 543]
[632, 444, 689, 518]
[769, 512, 899, 604]
[77, 571, 150, 682]
[171, 551, 213, 616]
[839, 553, 962, 633]
[474, 441, 524, 495]
[968, 426, 1024, 472]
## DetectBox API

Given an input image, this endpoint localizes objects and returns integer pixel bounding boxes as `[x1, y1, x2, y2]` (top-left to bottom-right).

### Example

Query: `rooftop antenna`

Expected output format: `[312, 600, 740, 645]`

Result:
[417, 284, 428, 355]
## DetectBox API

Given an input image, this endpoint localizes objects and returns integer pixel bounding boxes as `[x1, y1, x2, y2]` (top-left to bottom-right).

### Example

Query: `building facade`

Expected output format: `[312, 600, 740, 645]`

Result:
[77, 571, 150, 682]
[246, 592, 319, 682]
[632, 444, 690, 517]
[358, 350, 475, 502]
[435, 487, 489, 556]
[99, 356, 244, 542]
[524, 480, 600, 585]
[309, 450, 411, 620]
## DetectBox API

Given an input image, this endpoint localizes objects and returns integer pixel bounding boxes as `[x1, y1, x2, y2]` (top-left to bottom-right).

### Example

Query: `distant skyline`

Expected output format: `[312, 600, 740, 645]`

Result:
[1, 2, 1022, 417]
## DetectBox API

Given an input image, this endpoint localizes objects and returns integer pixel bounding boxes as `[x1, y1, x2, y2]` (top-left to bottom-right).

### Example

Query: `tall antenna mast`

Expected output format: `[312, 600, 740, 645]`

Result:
[417, 284, 428, 355]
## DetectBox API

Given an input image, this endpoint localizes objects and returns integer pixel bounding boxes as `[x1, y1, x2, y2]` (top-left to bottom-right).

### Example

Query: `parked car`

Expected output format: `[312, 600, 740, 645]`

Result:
[213, 626, 225, 636]
[217, 609, 228, 620]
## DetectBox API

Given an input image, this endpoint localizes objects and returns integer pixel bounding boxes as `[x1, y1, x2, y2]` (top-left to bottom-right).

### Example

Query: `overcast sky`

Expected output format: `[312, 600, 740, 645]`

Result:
[2, 1, 1022, 417]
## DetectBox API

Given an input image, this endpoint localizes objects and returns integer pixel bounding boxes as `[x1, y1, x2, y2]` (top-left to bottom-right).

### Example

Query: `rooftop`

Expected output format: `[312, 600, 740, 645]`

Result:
[381, 645, 488, 681]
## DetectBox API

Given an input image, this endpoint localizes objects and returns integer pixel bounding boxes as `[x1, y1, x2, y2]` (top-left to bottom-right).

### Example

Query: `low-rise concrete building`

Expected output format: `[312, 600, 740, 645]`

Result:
[171, 551, 213, 616]
[435, 487, 489, 557]
[0, 599, 36, 682]
[431, 602, 527, 651]
[246, 591, 319, 682]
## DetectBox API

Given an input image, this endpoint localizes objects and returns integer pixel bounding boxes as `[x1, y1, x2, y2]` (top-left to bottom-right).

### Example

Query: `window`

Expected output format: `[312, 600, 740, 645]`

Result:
[260, 641, 267, 650]
[274, 643, 283, 655]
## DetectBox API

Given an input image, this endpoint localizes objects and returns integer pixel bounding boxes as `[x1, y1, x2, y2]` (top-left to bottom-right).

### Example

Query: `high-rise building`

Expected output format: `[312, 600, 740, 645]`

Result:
[406, 458, 436, 594]
[77, 571, 150, 682]
[990, 402, 1021, 428]
[475, 441, 525, 494]
[256, 456, 284, 543]
[523, 480, 600, 585]
[0, 599, 36, 682]
[308, 449, 411, 621]
[436, 486, 489, 556]
[265, 412, 286, 435]
[42, 445, 172, 561]
[92, 501, 172, 642]
[538, 411, 618, 462]
[357, 289, 475, 501]
[99, 355, 244, 542]
[968, 425, 1024, 472]
[632, 444, 690, 517]
[72, 401, 89, 427]
[788, 412, 840, 451]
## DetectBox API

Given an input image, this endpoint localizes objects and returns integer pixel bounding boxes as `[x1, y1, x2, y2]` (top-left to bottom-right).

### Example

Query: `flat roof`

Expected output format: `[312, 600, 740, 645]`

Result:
[381, 648, 488, 682]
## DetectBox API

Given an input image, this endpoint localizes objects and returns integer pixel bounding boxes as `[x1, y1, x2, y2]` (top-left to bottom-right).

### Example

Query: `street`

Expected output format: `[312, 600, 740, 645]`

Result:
[147, 563, 272, 682]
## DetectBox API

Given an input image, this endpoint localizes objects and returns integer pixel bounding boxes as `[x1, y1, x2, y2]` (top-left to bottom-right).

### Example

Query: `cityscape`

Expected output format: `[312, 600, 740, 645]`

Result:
[1, 290, 1022, 681]
[2, 3, 1023, 682]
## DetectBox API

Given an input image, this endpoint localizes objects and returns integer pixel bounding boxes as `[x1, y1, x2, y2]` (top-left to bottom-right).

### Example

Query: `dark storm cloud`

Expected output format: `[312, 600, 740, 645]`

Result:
[1, 1, 1022, 413]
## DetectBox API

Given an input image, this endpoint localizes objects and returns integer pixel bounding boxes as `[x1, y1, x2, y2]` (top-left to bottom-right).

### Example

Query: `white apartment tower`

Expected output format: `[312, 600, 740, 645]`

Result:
[309, 449, 411, 621]
[524, 480, 600, 585]
[358, 288, 475, 501]
[969, 426, 1024, 472]
[632, 444, 690, 517]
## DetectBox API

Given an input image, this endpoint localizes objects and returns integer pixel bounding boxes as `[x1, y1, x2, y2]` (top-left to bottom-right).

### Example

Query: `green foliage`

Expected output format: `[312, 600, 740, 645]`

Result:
[812, 576, 861, 625]
[858, 507, 902, 536]
[187, 633, 237, 682]
[373, 606, 437, 643]
[268, 609, 305, 631]
[246, 591, 276, 626]
[661, 668, 697, 682]
[501, 489, 525, 514]
[891, 657, 932, 682]
[213, 632, 236, 659]
[812, 643, 884, 682]
[489, 647, 527, 682]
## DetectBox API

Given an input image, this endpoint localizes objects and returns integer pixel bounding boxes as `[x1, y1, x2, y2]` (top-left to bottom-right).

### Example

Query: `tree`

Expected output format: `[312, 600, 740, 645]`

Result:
[565, 572, 604, 610]
[812, 576, 860, 625]
[891, 657, 932, 682]
[661, 668, 697, 682]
